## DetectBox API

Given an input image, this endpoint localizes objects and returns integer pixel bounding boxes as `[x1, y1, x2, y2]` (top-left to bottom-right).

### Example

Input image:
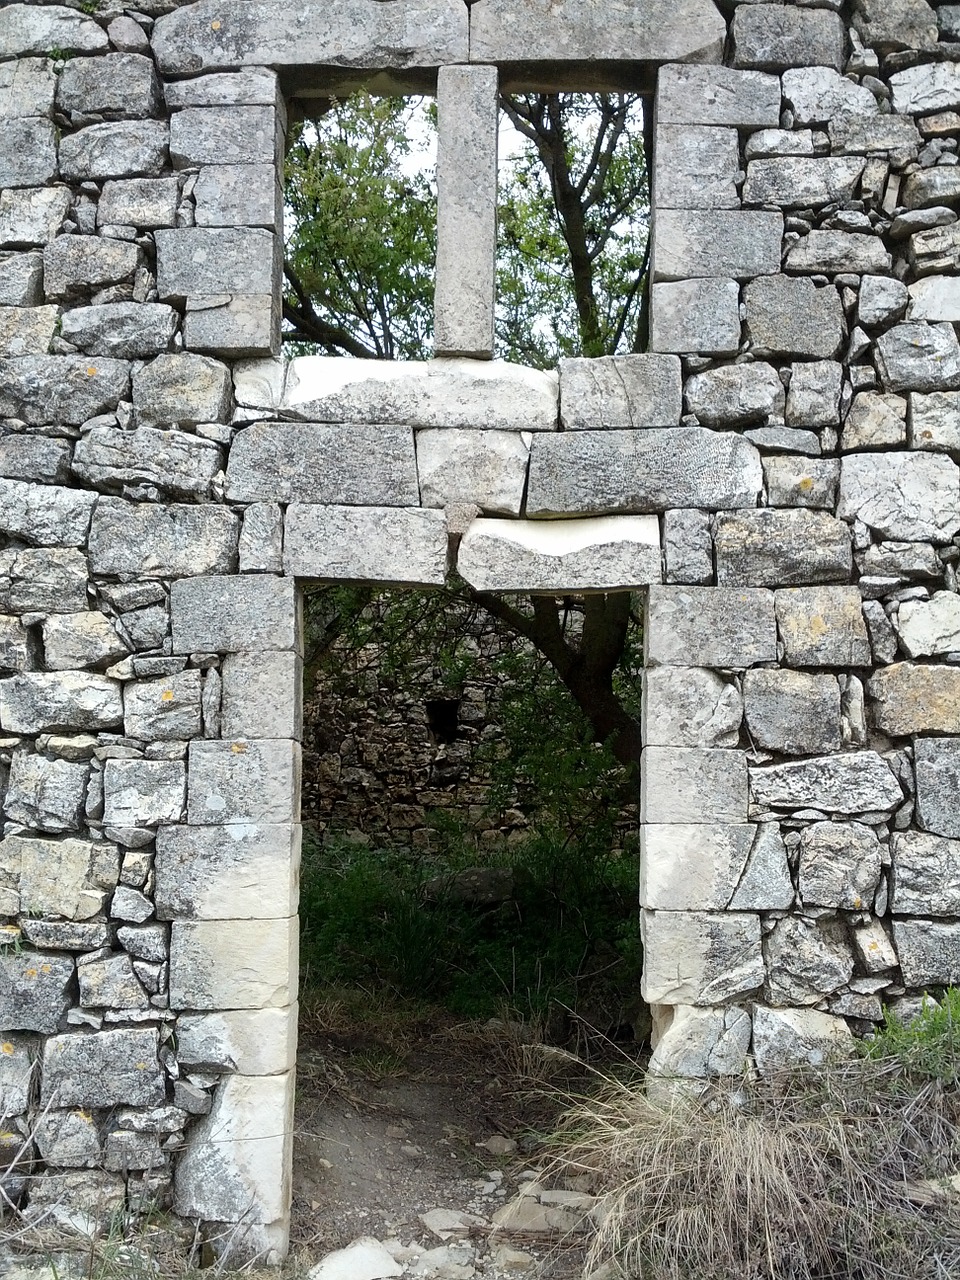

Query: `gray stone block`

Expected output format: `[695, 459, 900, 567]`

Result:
[43, 236, 141, 302]
[61, 303, 178, 360]
[842, 393, 907, 450]
[187, 739, 300, 826]
[221, 651, 302, 740]
[0, 57, 55, 118]
[891, 831, 960, 915]
[171, 576, 300, 654]
[764, 916, 854, 1007]
[641, 822, 792, 912]
[654, 125, 740, 210]
[41, 1029, 163, 1107]
[4, 751, 88, 833]
[829, 113, 922, 159]
[0, 253, 43, 306]
[743, 157, 864, 208]
[894, 919, 960, 987]
[752, 1006, 853, 1073]
[124, 671, 202, 741]
[193, 165, 282, 230]
[0, 950, 73, 1033]
[560, 354, 681, 430]
[0, 432, 71, 485]
[0, 673, 122, 734]
[786, 232, 891, 276]
[0, 475, 95, 547]
[0, 547, 89, 614]
[0, 616, 32, 672]
[184, 293, 280, 358]
[641, 910, 763, 1006]
[416, 429, 529, 515]
[226, 421, 418, 506]
[103, 758, 186, 827]
[648, 1006, 752, 1080]
[869, 663, 960, 735]
[732, 5, 844, 71]
[0, 5, 108, 57]
[42, 612, 127, 672]
[0, 119, 57, 187]
[155, 228, 279, 301]
[744, 276, 843, 359]
[838, 452, 960, 543]
[133, 353, 232, 427]
[775, 586, 871, 667]
[0, 304, 58, 358]
[284, 504, 448, 587]
[164, 68, 280, 110]
[59, 121, 169, 181]
[0, 187, 71, 248]
[743, 669, 841, 756]
[852, 0, 938, 52]
[434, 65, 497, 358]
[765, 456, 839, 510]
[653, 210, 782, 281]
[897, 592, 960, 659]
[890, 62, 960, 115]
[642, 667, 742, 749]
[645, 585, 777, 668]
[662, 509, 713, 584]
[175, 1005, 295, 1075]
[685, 362, 783, 427]
[781, 66, 877, 126]
[652, 279, 742, 355]
[74, 426, 223, 499]
[875, 322, 960, 393]
[170, 105, 280, 167]
[527, 427, 762, 516]
[656, 64, 781, 129]
[88, 499, 239, 579]
[914, 737, 960, 838]
[908, 275, 960, 323]
[156, 823, 299, 920]
[98, 178, 179, 230]
[640, 746, 748, 825]
[78, 954, 149, 1010]
[56, 53, 161, 118]
[749, 751, 902, 816]
[0, 1034, 37, 1115]
[238, 502, 282, 573]
[860, 275, 909, 328]
[714, 509, 852, 587]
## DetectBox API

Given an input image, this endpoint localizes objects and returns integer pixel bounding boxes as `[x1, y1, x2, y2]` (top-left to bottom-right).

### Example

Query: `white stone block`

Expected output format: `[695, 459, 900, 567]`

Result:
[169, 917, 298, 1009]
[103, 759, 186, 827]
[155, 823, 300, 920]
[187, 739, 300, 826]
[284, 505, 448, 587]
[171, 575, 300, 655]
[642, 667, 742, 749]
[176, 1005, 297, 1076]
[648, 1005, 751, 1078]
[640, 746, 748, 825]
[220, 651, 302, 740]
[752, 1006, 852, 1073]
[641, 822, 793, 911]
[645, 586, 778, 669]
[416, 429, 529, 515]
[641, 910, 763, 1005]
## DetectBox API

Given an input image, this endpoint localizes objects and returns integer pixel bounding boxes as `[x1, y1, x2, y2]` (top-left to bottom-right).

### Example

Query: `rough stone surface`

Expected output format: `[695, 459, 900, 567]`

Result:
[0, 119, 57, 187]
[133, 354, 231, 427]
[57, 53, 161, 118]
[89, 500, 238, 578]
[0, 951, 73, 1034]
[656, 65, 781, 129]
[714, 510, 852, 588]
[560, 355, 681, 430]
[743, 157, 864, 208]
[59, 121, 169, 181]
[416, 430, 529, 515]
[0, 477, 96, 548]
[914, 737, 960, 838]
[875, 323, 960, 393]
[640, 746, 748, 825]
[744, 277, 844, 359]
[894, 920, 960, 986]
[61, 304, 178, 360]
[892, 830, 960, 915]
[743, 669, 842, 756]
[750, 751, 902, 815]
[284, 505, 448, 587]
[648, 1006, 752, 1079]
[156, 824, 299, 920]
[641, 822, 792, 911]
[103, 759, 186, 827]
[764, 458, 839, 511]
[897, 592, 960, 658]
[4, 751, 88, 833]
[170, 918, 297, 1010]
[8, 834, 118, 920]
[842, 393, 907, 451]
[799, 821, 882, 910]
[663, 509, 713, 584]
[781, 67, 877, 126]
[642, 667, 742, 750]
[869, 663, 960, 735]
[0, 5, 109, 57]
[653, 210, 783, 281]
[75, 426, 222, 499]
[176, 1006, 296, 1077]
[732, 6, 844, 71]
[187, 739, 299, 826]
[98, 177, 178, 229]
[0, 548, 90, 614]
[0, 356, 130, 426]
[686, 362, 783, 427]
[911, 391, 960, 451]
[0, 673, 122, 734]
[171, 576, 300, 654]
[645, 585, 777, 668]
[753, 1007, 853, 1073]
[651, 279, 741, 355]
[838, 453, 960, 543]
[42, 1029, 163, 1107]
[654, 124, 740, 211]
[786, 361, 842, 430]
[641, 911, 763, 1006]
[124, 671, 202, 741]
[775, 587, 872, 667]
[0, 188, 70, 249]
[220, 651, 302, 740]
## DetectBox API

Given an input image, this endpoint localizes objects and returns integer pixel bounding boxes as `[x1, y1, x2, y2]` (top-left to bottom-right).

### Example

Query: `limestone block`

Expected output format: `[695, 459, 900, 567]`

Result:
[170, 105, 279, 168]
[786, 232, 891, 276]
[154, 0, 466, 71]
[103, 759, 186, 828]
[746, 129, 816, 160]
[897, 592, 960, 658]
[560, 354, 681, 430]
[894, 919, 960, 986]
[156, 823, 299, 920]
[765, 916, 854, 1007]
[220, 652, 301, 741]
[0, 672, 122, 734]
[890, 62, 960, 115]
[0, 477, 95, 547]
[0, 1036, 35, 1116]
[743, 670, 841, 756]
[60, 304, 178, 360]
[21, 921, 109, 953]
[111, 885, 154, 922]
[183, 292, 280, 358]
[434, 65, 497, 357]
[714, 509, 851, 587]
[470, 0, 724, 63]
[43, 237, 142, 304]
[226, 421, 417, 506]
[194, 164, 282, 230]
[914, 737, 960, 838]
[650, 278, 741, 355]
[781, 67, 877, 126]
[752, 1007, 852, 1073]
[653, 210, 782, 281]
[238, 503, 283, 574]
[0, 5, 107, 56]
[0, 188, 70, 248]
[416, 430, 528, 515]
[892, 830, 960, 915]
[662, 509, 712, 584]
[645, 585, 777, 668]
[527, 428, 762, 516]
[648, 1006, 752, 1079]
[284, 505, 448, 587]
[59, 121, 169, 181]
[656, 65, 780, 129]
[57, 53, 161, 118]
[642, 667, 741, 749]
[278, 356, 558, 432]
[187, 739, 300, 826]
[0, 617, 32, 672]
[177, 1006, 296, 1076]
[685, 362, 783, 427]
[0, 432, 71, 485]
[907, 276, 960, 324]
[98, 177, 179, 229]
[0, 304, 58, 358]
[164, 69, 281, 109]
[124, 671, 202, 741]
[876, 323, 960, 394]
[173, 1070, 293, 1233]
[133, 353, 231, 427]
[75, 425, 221, 499]
[0, 253, 43, 307]
[654, 125, 739, 210]
[732, 5, 843, 70]
[170, 917, 297, 1010]
[0, 56, 55, 118]
[641, 822, 792, 912]
[457, 515, 660, 594]
[9, 834, 118, 920]
[0, 548, 89, 614]
[838, 452, 960, 543]
[842, 392, 907, 450]
[640, 746, 748, 825]
[798, 821, 881, 910]
[775, 586, 871, 667]
[78, 954, 148, 1010]
[743, 157, 863, 208]
[0, 356, 130, 425]
[902, 168, 960, 212]
[858, 277, 909, 332]
[0, 950, 73, 1033]
[749, 751, 902, 815]
[171, 575, 300, 654]
[0, 119, 57, 187]
[89, 499, 239, 578]
[42, 1029, 164, 1107]
[4, 751, 87, 833]
[154, 224, 277, 303]
[861, 541, 940, 580]
[911, 390, 960, 451]
[853, 0, 938, 51]
[744, 276, 843, 359]
[763, 457, 839, 511]
[641, 910, 763, 1006]
[853, 921, 898, 974]
[869, 663, 960, 735]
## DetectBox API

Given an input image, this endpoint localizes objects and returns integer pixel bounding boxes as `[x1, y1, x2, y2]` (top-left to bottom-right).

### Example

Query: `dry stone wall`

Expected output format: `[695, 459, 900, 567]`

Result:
[1, 0, 960, 1262]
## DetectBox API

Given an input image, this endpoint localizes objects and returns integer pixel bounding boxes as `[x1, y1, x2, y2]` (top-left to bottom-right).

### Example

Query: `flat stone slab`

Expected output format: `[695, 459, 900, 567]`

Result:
[559, 354, 681, 430]
[169, 918, 297, 1010]
[457, 515, 660, 593]
[284, 505, 448, 587]
[89, 499, 239, 578]
[641, 910, 764, 1006]
[171, 575, 300, 654]
[640, 745, 748, 825]
[656, 64, 781, 129]
[653, 209, 782, 280]
[645, 585, 777, 668]
[838, 452, 960, 543]
[416, 429, 530, 515]
[749, 751, 903, 816]
[714, 509, 852, 587]
[176, 1006, 297, 1076]
[156, 824, 300, 920]
[641, 822, 792, 911]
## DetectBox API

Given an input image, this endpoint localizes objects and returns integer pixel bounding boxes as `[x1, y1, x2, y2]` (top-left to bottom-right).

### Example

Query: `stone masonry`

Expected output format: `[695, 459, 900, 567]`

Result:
[2, 0, 960, 1262]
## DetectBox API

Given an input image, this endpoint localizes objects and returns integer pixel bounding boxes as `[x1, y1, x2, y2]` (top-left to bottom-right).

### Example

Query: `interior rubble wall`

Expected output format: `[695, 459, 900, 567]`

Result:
[2, 0, 960, 1260]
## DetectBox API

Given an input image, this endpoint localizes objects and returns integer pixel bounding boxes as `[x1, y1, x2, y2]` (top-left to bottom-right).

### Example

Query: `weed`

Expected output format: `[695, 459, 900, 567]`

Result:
[861, 987, 960, 1082]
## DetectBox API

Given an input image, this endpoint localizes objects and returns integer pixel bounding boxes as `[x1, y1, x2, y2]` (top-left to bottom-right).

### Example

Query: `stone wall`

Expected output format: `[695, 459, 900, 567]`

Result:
[1, 0, 960, 1261]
